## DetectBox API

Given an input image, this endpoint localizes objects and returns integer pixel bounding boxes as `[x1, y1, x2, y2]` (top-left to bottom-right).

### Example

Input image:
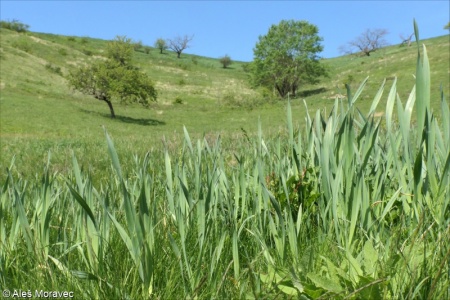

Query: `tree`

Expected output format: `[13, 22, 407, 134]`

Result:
[219, 55, 232, 68]
[445, 22, 450, 30]
[68, 36, 157, 118]
[251, 20, 327, 98]
[154, 38, 167, 54]
[342, 28, 389, 56]
[0, 19, 29, 32]
[167, 34, 194, 58]
[399, 33, 414, 47]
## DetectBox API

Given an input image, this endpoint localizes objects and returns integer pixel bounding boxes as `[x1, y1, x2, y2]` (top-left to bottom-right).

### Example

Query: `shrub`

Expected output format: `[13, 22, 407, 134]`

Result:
[82, 49, 93, 56]
[178, 78, 186, 86]
[11, 39, 32, 53]
[174, 96, 183, 104]
[178, 63, 191, 71]
[144, 47, 151, 54]
[80, 37, 89, 44]
[58, 48, 67, 56]
[45, 63, 63, 76]
[0, 19, 30, 33]
[241, 63, 251, 73]
[67, 36, 76, 42]
[219, 55, 232, 68]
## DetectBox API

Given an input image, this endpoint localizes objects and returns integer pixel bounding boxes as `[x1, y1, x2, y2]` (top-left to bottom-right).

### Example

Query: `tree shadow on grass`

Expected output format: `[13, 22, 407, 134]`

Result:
[80, 109, 165, 126]
[297, 87, 327, 98]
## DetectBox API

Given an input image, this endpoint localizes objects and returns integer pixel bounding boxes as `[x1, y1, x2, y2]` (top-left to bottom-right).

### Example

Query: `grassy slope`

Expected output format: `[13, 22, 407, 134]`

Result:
[0, 28, 449, 180]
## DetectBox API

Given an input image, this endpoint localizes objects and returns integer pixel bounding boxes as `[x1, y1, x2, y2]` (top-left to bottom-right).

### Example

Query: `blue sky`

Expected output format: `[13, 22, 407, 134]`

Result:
[1, 1, 448, 62]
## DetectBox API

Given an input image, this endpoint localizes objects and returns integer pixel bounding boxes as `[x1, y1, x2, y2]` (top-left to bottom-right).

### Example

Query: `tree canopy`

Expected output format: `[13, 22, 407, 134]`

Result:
[154, 38, 167, 54]
[68, 36, 157, 118]
[251, 20, 327, 98]
[219, 55, 232, 68]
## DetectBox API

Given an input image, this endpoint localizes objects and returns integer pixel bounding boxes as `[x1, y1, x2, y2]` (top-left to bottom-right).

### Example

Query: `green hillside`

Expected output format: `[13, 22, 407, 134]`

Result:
[0, 28, 448, 179]
[1, 26, 449, 299]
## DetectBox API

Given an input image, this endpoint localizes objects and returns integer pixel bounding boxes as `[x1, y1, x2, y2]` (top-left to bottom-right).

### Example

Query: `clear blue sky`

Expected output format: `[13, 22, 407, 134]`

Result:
[1, 1, 448, 62]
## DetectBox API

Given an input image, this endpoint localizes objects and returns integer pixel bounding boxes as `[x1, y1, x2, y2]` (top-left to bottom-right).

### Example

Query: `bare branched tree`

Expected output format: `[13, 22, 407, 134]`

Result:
[167, 35, 194, 58]
[343, 29, 389, 56]
[399, 33, 414, 47]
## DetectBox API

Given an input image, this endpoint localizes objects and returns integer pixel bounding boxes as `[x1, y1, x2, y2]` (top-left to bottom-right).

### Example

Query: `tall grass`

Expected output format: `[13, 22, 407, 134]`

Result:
[1, 22, 449, 299]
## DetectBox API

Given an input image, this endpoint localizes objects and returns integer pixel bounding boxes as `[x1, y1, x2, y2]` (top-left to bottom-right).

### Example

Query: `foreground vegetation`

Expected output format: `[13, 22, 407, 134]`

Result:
[1, 25, 449, 298]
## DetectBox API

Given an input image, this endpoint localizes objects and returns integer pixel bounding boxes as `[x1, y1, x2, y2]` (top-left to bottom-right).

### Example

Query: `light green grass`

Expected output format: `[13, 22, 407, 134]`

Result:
[1, 28, 448, 184]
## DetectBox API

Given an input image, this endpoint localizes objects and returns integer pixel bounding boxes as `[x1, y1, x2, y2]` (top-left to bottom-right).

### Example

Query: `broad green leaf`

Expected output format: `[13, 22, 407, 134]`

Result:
[363, 240, 378, 275]
[278, 282, 298, 296]
[307, 272, 343, 293]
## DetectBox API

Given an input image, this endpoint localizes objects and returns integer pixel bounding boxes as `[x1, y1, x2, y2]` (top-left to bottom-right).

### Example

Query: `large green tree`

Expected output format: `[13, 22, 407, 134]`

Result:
[251, 20, 327, 98]
[68, 36, 157, 118]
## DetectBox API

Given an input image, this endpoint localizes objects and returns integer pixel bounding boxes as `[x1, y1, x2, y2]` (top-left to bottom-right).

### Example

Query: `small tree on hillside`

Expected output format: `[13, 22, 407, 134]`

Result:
[0, 19, 29, 32]
[399, 33, 414, 47]
[341, 28, 389, 56]
[445, 22, 450, 30]
[68, 36, 157, 118]
[167, 34, 194, 58]
[154, 38, 167, 54]
[219, 55, 232, 68]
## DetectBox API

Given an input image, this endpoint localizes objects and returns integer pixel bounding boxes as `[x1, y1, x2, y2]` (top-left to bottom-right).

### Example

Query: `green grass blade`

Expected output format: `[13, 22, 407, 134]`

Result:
[415, 24, 431, 143]
[108, 212, 136, 262]
[103, 127, 123, 180]
[67, 184, 98, 230]
[350, 76, 369, 107]
[368, 78, 386, 116]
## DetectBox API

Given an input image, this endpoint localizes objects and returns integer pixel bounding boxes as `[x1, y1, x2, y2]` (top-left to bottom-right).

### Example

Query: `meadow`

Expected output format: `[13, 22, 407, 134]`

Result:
[0, 25, 449, 299]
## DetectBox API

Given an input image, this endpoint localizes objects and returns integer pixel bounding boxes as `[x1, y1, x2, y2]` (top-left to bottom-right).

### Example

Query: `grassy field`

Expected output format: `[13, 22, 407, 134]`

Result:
[0, 28, 448, 182]
[0, 26, 449, 299]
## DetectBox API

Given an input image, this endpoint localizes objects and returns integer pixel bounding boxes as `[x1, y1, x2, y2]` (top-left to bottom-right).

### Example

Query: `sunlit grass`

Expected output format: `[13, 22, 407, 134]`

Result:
[1, 23, 449, 299]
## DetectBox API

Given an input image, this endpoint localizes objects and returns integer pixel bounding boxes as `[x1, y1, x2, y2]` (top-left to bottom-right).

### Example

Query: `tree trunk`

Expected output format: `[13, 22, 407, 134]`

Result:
[177, 52, 181, 58]
[103, 99, 116, 118]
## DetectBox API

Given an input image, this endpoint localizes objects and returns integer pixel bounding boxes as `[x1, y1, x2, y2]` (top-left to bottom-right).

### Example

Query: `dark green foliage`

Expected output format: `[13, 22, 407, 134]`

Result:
[58, 48, 67, 56]
[0, 19, 30, 32]
[45, 63, 62, 76]
[174, 96, 183, 104]
[68, 35, 157, 118]
[82, 48, 93, 56]
[251, 20, 328, 98]
[219, 55, 232, 68]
